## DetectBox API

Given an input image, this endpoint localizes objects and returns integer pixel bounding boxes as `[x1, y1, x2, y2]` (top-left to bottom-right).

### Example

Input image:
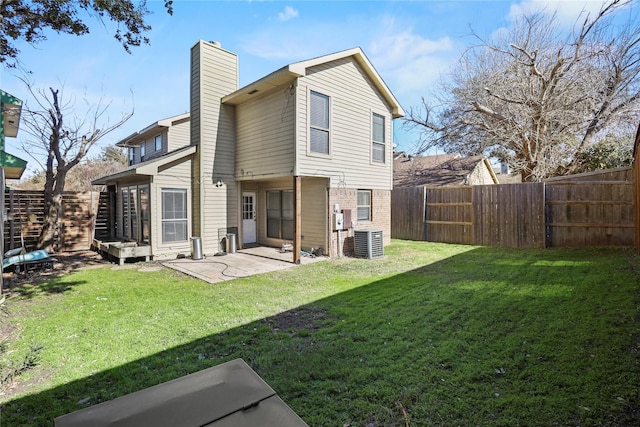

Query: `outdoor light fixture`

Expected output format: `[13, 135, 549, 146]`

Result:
[215, 178, 224, 187]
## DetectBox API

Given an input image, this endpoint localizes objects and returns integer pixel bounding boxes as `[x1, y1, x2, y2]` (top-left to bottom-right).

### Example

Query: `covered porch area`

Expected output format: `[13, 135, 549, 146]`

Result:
[237, 176, 330, 263]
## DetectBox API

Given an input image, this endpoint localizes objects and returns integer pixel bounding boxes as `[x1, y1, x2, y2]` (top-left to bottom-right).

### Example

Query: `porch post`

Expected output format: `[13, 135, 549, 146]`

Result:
[293, 176, 301, 264]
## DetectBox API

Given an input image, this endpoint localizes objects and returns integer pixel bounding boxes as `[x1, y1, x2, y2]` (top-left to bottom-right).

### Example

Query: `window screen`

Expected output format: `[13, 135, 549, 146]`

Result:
[162, 189, 187, 243]
[372, 113, 385, 163]
[357, 190, 372, 221]
[310, 91, 329, 154]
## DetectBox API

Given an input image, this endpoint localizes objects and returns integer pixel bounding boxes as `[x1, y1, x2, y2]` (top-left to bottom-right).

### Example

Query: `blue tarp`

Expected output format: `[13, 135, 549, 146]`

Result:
[2, 249, 51, 271]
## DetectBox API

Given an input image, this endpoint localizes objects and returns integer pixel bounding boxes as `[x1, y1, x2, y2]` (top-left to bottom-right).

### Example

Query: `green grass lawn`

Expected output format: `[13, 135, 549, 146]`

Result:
[1, 241, 639, 426]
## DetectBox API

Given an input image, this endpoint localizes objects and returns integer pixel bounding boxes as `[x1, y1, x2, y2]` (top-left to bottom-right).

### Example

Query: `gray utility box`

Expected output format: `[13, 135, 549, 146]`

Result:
[354, 229, 384, 259]
[54, 359, 308, 427]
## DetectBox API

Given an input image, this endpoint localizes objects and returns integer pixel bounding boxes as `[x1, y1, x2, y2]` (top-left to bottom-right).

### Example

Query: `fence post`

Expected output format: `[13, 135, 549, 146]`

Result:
[422, 186, 427, 241]
[544, 182, 551, 248]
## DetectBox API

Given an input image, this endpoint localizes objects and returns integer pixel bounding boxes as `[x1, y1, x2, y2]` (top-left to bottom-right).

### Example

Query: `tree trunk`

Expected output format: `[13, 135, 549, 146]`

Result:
[37, 169, 66, 252]
[37, 192, 62, 252]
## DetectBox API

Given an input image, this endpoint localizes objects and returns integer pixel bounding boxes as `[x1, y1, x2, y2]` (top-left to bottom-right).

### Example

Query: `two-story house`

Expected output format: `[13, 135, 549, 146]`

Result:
[94, 41, 404, 261]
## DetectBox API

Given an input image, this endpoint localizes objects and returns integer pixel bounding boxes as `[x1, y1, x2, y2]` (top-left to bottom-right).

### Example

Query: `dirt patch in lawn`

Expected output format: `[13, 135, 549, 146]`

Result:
[262, 305, 334, 334]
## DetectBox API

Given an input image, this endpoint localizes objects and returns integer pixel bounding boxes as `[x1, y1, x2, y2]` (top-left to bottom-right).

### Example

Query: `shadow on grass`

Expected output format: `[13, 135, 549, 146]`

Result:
[2, 246, 639, 426]
[2, 250, 109, 299]
[7, 280, 89, 299]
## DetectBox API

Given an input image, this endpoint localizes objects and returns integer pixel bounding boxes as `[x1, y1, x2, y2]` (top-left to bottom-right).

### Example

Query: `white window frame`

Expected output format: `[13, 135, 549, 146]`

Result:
[357, 190, 372, 222]
[128, 147, 135, 166]
[372, 112, 386, 164]
[161, 188, 188, 243]
[308, 90, 331, 157]
[155, 134, 162, 152]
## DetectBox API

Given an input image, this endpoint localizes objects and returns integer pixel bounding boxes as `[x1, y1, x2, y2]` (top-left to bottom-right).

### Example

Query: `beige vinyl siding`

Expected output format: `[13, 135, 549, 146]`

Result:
[167, 118, 190, 152]
[190, 41, 239, 254]
[296, 57, 393, 190]
[151, 156, 193, 257]
[235, 87, 295, 180]
[300, 177, 329, 252]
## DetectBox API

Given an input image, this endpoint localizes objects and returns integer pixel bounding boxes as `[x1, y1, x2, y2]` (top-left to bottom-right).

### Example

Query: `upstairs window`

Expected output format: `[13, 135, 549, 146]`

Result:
[155, 134, 162, 152]
[310, 91, 330, 155]
[357, 190, 372, 221]
[372, 113, 385, 163]
[128, 147, 134, 166]
[140, 143, 146, 162]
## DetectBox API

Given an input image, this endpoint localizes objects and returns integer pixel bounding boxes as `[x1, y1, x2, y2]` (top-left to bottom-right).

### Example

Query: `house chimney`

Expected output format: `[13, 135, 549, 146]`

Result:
[190, 40, 239, 248]
[190, 40, 238, 149]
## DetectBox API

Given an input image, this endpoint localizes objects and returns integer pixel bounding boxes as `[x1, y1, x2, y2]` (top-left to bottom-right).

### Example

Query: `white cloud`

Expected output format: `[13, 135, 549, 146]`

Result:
[278, 6, 299, 22]
[239, 14, 457, 107]
[367, 17, 455, 98]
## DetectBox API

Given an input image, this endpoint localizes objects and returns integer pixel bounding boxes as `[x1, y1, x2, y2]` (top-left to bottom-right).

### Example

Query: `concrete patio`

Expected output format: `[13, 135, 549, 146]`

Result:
[162, 246, 326, 284]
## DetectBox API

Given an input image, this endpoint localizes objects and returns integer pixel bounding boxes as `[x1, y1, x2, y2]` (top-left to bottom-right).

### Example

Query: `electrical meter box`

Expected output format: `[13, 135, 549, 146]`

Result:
[333, 213, 344, 230]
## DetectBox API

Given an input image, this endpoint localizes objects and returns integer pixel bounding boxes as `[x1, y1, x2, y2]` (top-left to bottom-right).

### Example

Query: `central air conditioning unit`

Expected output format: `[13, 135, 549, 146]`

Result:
[353, 229, 384, 259]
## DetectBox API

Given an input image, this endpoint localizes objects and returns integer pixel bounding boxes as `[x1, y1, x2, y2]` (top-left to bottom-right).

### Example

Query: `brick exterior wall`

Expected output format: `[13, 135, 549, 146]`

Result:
[327, 188, 391, 256]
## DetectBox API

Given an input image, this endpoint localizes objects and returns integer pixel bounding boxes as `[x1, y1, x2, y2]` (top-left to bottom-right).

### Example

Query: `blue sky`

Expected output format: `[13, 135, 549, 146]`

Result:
[0, 0, 622, 174]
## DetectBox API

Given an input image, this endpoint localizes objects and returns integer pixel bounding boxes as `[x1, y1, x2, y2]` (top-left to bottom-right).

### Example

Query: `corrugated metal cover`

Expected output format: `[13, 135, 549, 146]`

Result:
[55, 359, 308, 427]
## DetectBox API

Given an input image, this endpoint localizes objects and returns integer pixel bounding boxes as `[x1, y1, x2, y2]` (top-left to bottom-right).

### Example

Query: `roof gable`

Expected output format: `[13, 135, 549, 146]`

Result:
[223, 48, 404, 118]
[92, 145, 196, 185]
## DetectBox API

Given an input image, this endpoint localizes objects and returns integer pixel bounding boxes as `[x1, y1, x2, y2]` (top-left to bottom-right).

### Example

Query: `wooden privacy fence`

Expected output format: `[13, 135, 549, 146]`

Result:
[391, 167, 634, 248]
[3, 190, 111, 253]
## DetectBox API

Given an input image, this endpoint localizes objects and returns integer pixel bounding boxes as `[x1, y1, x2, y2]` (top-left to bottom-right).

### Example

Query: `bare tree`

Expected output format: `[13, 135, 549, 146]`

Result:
[19, 82, 132, 251]
[405, 0, 640, 182]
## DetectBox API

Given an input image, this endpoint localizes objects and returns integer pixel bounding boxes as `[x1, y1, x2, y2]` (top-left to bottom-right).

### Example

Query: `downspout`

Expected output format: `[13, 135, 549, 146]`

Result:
[292, 80, 300, 263]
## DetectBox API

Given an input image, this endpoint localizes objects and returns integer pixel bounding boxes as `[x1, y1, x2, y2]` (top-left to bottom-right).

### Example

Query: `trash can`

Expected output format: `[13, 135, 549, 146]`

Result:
[226, 233, 236, 254]
[191, 237, 203, 260]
